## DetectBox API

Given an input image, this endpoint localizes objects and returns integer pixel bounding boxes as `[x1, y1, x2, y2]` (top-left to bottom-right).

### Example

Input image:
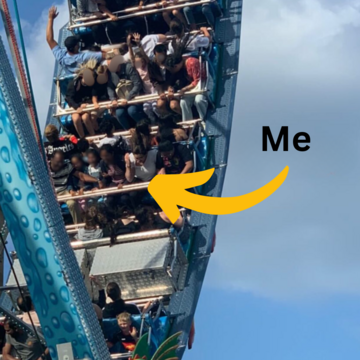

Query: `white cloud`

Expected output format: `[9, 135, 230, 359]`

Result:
[207, 0, 360, 301]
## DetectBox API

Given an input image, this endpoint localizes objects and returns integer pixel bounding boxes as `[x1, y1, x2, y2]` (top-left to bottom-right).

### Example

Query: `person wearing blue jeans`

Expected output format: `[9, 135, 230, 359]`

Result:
[183, 2, 221, 29]
[115, 103, 146, 130]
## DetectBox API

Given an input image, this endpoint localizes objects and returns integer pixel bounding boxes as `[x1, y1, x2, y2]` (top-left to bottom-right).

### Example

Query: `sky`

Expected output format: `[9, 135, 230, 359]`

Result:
[1, 0, 360, 359]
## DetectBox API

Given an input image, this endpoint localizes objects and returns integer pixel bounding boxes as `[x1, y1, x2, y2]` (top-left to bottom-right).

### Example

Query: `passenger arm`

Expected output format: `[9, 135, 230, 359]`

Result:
[126, 65, 143, 100]
[98, 3, 117, 21]
[124, 153, 135, 183]
[181, 160, 194, 174]
[46, 6, 59, 50]
[2, 343, 17, 360]
[73, 171, 99, 183]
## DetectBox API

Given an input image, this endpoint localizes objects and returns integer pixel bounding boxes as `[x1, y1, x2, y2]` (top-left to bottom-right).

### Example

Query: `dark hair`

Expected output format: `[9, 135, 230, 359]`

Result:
[99, 119, 115, 137]
[135, 206, 155, 231]
[133, 145, 147, 156]
[106, 282, 121, 301]
[165, 54, 183, 69]
[158, 140, 174, 153]
[119, 43, 129, 55]
[170, 19, 184, 36]
[96, 203, 114, 228]
[17, 295, 32, 313]
[159, 127, 176, 143]
[51, 150, 65, 159]
[86, 148, 100, 162]
[77, 138, 90, 153]
[153, 44, 167, 54]
[132, 119, 151, 150]
[71, 153, 84, 164]
[84, 207, 99, 229]
[100, 144, 115, 154]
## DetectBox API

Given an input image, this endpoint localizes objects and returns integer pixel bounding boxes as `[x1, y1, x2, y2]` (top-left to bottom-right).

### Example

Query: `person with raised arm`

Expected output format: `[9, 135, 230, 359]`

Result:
[46, 6, 107, 75]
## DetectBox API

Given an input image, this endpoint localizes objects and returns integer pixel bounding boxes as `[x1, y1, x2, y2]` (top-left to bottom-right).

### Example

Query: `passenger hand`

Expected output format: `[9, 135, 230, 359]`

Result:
[109, 14, 118, 21]
[78, 188, 84, 195]
[178, 89, 186, 96]
[138, 4, 143, 10]
[119, 99, 127, 106]
[130, 327, 137, 338]
[159, 93, 167, 101]
[91, 187, 98, 192]
[127, 34, 133, 45]
[99, 181, 105, 189]
[168, 87, 175, 99]
[124, 153, 131, 166]
[93, 103, 100, 110]
[101, 172, 110, 178]
[117, 183, 123, 189]
[161, 0, 167, 7]
[69, 190, 77, 197]
[49, 6, 59, 20]
[200, 27, 208, 33]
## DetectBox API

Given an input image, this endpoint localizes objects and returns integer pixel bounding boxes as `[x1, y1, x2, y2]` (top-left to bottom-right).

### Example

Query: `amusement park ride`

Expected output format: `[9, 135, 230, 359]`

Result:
[0, 0, 242, 359]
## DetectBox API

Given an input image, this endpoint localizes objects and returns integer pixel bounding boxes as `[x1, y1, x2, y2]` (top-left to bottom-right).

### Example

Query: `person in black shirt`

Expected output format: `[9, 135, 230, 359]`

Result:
[156, 140, 193, 174]
[102, 282, 140, 319]
[44, 124, 78, 160]
[106, 312, 138, 353]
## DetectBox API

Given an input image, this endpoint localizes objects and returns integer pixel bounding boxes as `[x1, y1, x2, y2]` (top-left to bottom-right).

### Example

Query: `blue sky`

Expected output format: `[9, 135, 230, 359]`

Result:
[2, 0, 360, 359]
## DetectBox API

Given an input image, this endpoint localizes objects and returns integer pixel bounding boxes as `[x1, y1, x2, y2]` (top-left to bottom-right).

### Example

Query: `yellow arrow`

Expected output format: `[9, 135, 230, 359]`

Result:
[148, 166, 289, 223]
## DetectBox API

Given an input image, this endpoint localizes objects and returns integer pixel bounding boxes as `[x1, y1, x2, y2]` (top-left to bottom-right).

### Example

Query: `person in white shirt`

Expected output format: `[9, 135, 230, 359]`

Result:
[98, 119, 121, 147]
[125, 146, 158, 183]
[167, 19, 211, 54]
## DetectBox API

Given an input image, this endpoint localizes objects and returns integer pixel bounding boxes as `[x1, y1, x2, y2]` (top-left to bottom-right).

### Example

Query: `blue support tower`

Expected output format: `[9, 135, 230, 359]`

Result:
[0, 34, 109, 360]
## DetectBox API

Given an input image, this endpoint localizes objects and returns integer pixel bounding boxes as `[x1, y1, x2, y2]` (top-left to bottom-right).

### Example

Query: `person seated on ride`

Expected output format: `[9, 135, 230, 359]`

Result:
[107, 55, 146, 130]
[103, 282, 140, 318]
[77, 138, 99, 162]
[183, 0, 221, 29]
[76, 206, 104, 241]
[125, 144, 158, 183]
[167, 19, 211, 54]
[16, 296, 41, 329]
[44, 124, 78, 160]
[135, 205, 177, 230]
[99, 145, 133, 207]
[98, 119, 122, 147]
[50, 150, 99, 224]
[106, 312, 138, 353]
[76, 0, 121, 45]
[47, 6, 105, 75]
[65, 60, 101, 138]
[165, 51, 208, 121]
[156, 140, 193, 174]
[130, 119, 158, 150]
[2, 321, 50, 360]
[71, 153, 97, 190]
[156, 117, 188, 143]
[128, 34, 158, 123]
[87, 148, 102, 180]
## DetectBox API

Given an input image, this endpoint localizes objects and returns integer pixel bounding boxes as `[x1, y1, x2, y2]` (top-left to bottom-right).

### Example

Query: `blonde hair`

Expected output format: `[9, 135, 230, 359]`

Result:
[75, 59, 98, 78]
[96, 64, 108, 75]
[116, 312, 132, 323]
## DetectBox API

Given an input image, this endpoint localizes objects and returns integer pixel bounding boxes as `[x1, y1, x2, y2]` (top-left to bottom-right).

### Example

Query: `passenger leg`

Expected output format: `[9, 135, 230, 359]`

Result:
[143, 102, 156, 123]
[66, 198, 83, 224]
[115, 107, 131, 130]
[128, 104, 146, 123]
[72, 113, 85, 138]
[170, 99, 182, 115]
[172, 9, 187, 27]
[91, 24, 108, 44]
[180, 96, 195, 121]
[194, 94, 208, 120]
[202, 4, 215, 28]
[90, 110, 100, 132]
[183, 6, 197, 30]
[163, 11, 172, 27]
[82, 113, 96, 136]
[106, 21, 123, 44]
